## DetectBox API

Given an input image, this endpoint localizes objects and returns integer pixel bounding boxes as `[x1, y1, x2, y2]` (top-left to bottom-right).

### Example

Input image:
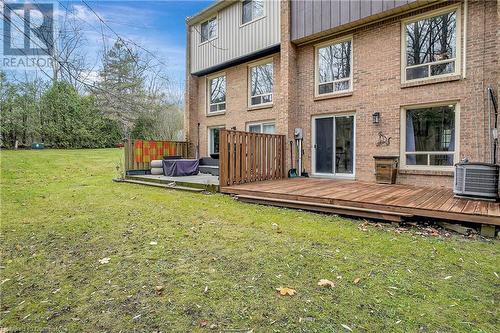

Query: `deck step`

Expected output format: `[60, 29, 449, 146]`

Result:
[236, 195, 413, 222]
[114, 178, 205, 193]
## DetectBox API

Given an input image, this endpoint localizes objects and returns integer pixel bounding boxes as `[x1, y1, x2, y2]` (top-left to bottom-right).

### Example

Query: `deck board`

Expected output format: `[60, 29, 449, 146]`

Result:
[221, 178, 500, 225]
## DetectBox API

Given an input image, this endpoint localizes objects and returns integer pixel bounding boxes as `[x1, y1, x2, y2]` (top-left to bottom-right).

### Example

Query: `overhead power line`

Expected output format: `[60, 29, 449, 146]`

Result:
[58, 1, 175, 79]
[4, 1, 184, 96]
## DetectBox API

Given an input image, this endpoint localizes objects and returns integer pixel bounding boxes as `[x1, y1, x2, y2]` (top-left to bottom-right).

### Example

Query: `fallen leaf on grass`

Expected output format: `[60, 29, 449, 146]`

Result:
[271, 223, 282, 233]
[155, 286, 164, 295]
[276, 287, 296, 296]
[317, 279, 335, 288]
[299, 317, 315, 323]
[99, 257, 110, 264]
[341, 323, 353, 331]
[199, 320, 208, 327]
[353, 277, 361, 284]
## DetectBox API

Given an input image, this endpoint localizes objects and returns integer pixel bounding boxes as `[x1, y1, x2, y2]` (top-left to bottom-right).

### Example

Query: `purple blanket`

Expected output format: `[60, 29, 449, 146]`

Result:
[162, 159, 199, 176]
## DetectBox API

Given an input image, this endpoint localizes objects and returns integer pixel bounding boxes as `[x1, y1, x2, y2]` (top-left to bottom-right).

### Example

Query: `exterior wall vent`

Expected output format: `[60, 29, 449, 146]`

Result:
[454, 163, 499, 200]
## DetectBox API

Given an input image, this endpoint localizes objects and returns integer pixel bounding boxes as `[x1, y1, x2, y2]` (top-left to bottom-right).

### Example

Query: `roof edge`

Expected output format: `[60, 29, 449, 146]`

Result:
[186, 0, 237, 26]
[191, 44, 280, 77]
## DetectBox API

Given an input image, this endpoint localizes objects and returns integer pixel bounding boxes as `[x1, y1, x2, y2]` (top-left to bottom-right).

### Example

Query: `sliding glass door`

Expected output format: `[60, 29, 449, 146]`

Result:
[313, 115, 355, 177]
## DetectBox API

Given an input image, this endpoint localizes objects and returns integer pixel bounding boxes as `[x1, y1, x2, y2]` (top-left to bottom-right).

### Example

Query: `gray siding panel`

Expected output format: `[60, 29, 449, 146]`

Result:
[313, 0, 322, 34]
[190, 1, 280, 74]
[291, 0, 418, 41]
[384, 0, 395, 12]
[350, 0, 361, 22]
[340, 0, 350, 25]
[321, 0, 331, 32]
[304, 0, 313, 37]
[371, 1, 384, 15]
[331, 0, 340, 28]
[360, 0, 372, 18]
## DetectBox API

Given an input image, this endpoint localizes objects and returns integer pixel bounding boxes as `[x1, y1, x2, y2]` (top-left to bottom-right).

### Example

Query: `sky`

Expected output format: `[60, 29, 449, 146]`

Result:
[1, 0, 214, 91]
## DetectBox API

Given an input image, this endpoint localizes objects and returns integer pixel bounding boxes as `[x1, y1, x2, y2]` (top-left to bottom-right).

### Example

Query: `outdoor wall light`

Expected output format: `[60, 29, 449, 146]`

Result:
[372, 112, 380, 124]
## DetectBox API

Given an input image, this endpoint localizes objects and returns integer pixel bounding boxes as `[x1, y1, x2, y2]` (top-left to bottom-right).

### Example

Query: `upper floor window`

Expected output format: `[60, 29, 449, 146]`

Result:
[249, 60, 273, 107]
[315, 37, 353, 96]
[242, 0, 264, 25]
[200, 17, 217, 43]
[401, 104, 458, 169]
[208, 74, 226, 114]
[403, 7, 460, 82]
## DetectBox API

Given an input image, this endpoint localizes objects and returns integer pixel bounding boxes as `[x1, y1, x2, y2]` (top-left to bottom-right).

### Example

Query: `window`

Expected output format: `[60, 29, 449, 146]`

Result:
[207, 75, 226, 113]
[247, 122, 275, 134]
[316, 37, 352, 96]
[403, 7, 460, 81]
[402, 104, 458, 168]
[200, 17, 217, 43]
[249, 60, 273, 107]
[242, 0, 264, 25]
[208, 126, 224, 154]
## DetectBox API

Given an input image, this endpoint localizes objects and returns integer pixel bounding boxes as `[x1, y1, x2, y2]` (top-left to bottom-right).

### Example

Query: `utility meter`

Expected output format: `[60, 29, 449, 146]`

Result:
[294, 128, 303, 140]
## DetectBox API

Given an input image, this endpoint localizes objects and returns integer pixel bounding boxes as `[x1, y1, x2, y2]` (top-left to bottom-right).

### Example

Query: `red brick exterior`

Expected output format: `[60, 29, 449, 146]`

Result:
[186, 0, 499, 189]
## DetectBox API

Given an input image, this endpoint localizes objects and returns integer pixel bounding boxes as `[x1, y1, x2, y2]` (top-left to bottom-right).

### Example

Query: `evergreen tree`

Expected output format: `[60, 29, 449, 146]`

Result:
[95, 40, 147, 136]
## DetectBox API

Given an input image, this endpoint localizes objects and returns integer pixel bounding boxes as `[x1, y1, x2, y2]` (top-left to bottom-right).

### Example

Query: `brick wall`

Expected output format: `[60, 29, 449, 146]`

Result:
[289, 0, 498, 188]
[186, 0, 498, 189]
[187, 54, 282, 157]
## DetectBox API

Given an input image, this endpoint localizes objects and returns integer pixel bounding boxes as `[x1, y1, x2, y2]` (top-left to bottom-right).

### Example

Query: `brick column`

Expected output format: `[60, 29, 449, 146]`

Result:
[279, 0, 298, 171]
[184, 22, 199, 158]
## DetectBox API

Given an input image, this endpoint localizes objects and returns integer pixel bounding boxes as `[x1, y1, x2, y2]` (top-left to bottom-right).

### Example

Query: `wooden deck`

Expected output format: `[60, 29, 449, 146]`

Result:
[221, 178, 500, 225]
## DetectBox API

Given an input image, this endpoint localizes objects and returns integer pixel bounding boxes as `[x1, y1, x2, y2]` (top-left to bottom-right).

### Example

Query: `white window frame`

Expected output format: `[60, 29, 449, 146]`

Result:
[314, 35, 353, 98]
[199, 16, 218, 45]
[206, 72, 226, 115]
[248, 58, 273, 108]
[240, 0, 265, 27]
[401, 5, 462, 84]
[208, 125, 225, 155]
[400, 102, 460, 171]
[246, 121, 276, 133]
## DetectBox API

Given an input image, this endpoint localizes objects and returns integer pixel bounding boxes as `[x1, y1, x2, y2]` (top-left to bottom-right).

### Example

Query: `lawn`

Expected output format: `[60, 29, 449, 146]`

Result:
[1, 148, 499, 332]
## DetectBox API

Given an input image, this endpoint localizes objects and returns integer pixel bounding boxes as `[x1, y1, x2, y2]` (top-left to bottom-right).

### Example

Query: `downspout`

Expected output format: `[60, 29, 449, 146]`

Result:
[462, 0, 468, 79]
[196, 122, 200, 159]
[488, 87, 498, 164]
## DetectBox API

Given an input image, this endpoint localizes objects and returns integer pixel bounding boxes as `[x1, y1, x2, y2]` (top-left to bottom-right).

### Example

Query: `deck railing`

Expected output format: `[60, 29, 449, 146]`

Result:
[219, 129, 286, 187]
[124, 139, 188, 172]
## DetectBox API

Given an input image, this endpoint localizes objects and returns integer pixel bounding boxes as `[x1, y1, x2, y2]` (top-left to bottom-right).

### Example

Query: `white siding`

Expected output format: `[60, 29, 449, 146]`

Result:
[190, 1, 280, 74]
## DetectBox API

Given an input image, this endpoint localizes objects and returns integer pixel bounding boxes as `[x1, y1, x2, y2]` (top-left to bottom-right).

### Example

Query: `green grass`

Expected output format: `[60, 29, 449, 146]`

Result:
[1, 148, 499, 332]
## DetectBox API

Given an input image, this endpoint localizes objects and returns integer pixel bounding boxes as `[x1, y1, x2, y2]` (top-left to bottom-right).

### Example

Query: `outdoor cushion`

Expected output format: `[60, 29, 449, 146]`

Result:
[150, 160, 163, 168]
[150, 167, 163, 175]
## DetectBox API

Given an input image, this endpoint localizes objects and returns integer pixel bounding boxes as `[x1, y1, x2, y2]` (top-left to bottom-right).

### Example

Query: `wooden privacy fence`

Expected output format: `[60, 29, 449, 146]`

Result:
[124, 139, 188, 172]
[219, 129, 286, 187]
